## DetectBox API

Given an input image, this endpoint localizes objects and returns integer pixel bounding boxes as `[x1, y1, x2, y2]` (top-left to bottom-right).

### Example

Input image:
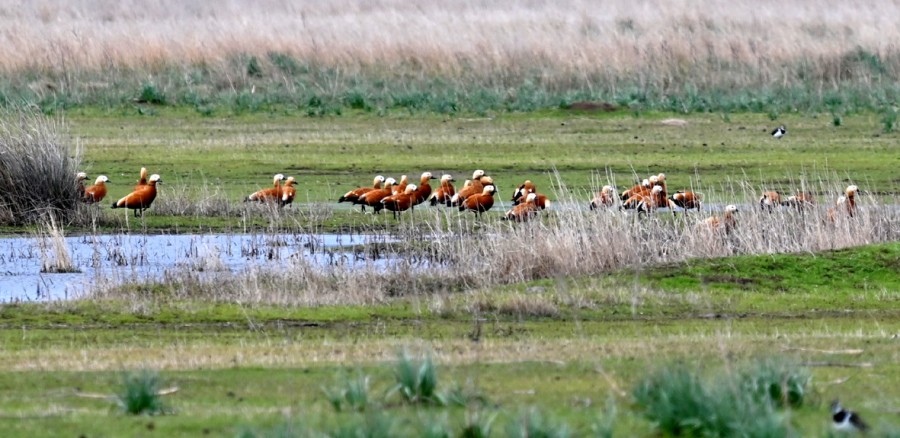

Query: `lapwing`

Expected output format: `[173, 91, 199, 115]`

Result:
[831, 400, 869, 433]
[771, 125, 786, 139]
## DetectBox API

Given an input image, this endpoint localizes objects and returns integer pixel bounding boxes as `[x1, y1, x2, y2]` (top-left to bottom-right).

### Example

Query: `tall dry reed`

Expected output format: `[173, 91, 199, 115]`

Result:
[0, 108, 82, 225]
[2, 1, 898, 112]
[87, 175, 899, 307]
[36, 212, 77, 273]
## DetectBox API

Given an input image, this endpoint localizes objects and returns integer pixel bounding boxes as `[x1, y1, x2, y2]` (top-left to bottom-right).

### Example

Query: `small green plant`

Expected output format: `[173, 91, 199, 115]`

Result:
[633, 363, 791, 437]
[247, 56, 263, 78]
[345, 90, 370, 111]
[138, 83, 166, 105]
[389, 352, 441, 405]
[323, 372, 370, 412]
[740, 360, 810, 408]
[116, 370, 167, 416]
[460, 410, 498, 438]
[267, 51, 302, 75]
[591, 398, 617, 438]
[832, 114, 842, 127]
[881, 107, 897, 133]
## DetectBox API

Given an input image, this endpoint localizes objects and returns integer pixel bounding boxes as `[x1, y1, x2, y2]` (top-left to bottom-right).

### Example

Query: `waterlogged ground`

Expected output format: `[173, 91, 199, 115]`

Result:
[0, 232, 397, 301]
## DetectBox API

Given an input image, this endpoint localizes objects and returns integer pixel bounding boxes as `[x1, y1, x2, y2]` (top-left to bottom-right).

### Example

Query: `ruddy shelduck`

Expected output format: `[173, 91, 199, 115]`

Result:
[358, 177, 397, 214]
[82, 175, 110, 204]
[339, 175, 386, 211]
[511, 180, 549, 209]
[503, 192, 539, 222]
[828, 185, 859, 221]
[669, 191, 702, 211]
[629, 185, 674, 214]
[459, 185, 496, 216]
[759, 191, 781, 211]
[512, 180, 537, 205]
[589, 185, 617, 210]
[245, 173, 285, 203]
[622, 185, 663, 212]
[428, 174, 456, 206]
[412, 172, 437, 205]
[382, 184, 418, 219]
[782, 192, 816, 209]
[699, 204, 738, 235]
[392, 174, 409, 195]
[450, 173, 491, 207]
[655, 173, 667, 190]
[621, 179, 652, 201]
[112, 174, 161, 217]
[76, 172, 88, 197]
[135, 167, 148, 190]
[281, 176, 297, 207]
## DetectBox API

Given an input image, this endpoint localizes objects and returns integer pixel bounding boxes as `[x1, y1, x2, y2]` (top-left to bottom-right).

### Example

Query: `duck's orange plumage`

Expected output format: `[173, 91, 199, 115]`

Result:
[358, 178, 397, 214]
[246, 174, 285, 203]
[135, 167, 148, 190]
[827, 185, 859, 221]
[112, 174, 160, 217]
[511, 180, 536, 204]
[459, 185, 496, 216]
[428, 174, 456, 206]
[451, 173, 491, 207]
[281, 177, 297, 207]
[82, 175, 110, 204]
[511, 180, 550, 209]
[503, 192, 540, 222]
[75, 172, 88, 198]
[392, 174, 409, 195]
[698, 204, 738, 235]
[339, 175, 385, 205]
[669, 191, 702, 211]
[590, 185, 617, 210]
[782, 192, 815, 209]
[382, 184, 418, 219]
[759, 191, 781, 211]
[621, 179, 652, 201]
[412, 172, 437, 205]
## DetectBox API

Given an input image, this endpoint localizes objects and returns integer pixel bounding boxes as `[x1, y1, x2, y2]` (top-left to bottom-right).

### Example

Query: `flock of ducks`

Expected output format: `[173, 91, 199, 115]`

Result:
[75, 168, 162, 217]
[74, 168, 299, 217]
[75, 167, 861, 232]
[337, 170, 551, 221]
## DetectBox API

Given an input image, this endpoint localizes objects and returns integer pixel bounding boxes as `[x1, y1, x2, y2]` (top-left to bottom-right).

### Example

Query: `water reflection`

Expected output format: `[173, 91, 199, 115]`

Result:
[0, 233, 395, 302]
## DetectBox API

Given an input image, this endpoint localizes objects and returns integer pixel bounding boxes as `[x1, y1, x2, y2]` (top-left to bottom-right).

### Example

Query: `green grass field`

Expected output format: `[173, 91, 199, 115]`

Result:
[68, 110, 894, 204]
[0, 239, 897, 436]
[0, 110, 898, 436]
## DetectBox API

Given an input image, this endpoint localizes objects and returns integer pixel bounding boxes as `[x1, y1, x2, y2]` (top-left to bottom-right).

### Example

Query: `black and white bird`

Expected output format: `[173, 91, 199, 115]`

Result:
[831, 400, 869, 433]
[771, 125, 786, 139]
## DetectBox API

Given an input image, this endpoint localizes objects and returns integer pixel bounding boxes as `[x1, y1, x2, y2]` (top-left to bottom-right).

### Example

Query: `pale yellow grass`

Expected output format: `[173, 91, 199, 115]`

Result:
[4, 0, 898, 82]
[2, 324, 895, 372]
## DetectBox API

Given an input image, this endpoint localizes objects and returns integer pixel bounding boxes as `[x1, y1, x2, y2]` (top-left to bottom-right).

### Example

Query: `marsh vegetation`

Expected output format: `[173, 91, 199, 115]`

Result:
[0, 2, 898, 436]
[2, 1, 899, 115]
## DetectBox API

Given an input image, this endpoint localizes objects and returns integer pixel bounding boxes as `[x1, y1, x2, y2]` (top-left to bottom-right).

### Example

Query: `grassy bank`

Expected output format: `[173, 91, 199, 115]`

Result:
[58, 109, 897, 233]
[1, 243, 898, 436]
[0, 316, 896, 435]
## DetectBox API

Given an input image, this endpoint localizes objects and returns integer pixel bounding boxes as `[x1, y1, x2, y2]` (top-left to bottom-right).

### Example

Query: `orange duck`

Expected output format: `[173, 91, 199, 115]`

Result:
[112, 174, 161, 217]
[82, 175, 110, 204]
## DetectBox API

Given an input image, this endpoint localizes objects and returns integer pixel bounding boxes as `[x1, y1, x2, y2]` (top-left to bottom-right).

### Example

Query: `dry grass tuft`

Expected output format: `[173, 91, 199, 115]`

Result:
[0, 108, 82, 225]
[36, 212, 78, 273]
